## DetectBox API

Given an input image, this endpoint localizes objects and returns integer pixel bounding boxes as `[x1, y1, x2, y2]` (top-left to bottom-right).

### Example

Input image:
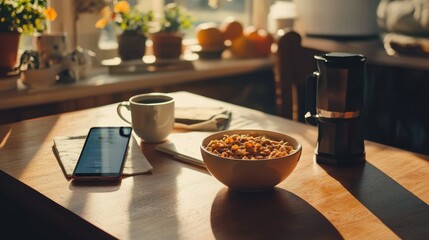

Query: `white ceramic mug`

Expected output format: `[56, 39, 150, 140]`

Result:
[117, 93, 175, 142]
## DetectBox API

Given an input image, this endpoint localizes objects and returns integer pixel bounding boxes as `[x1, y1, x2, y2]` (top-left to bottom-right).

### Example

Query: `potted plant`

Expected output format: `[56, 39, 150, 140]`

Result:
[96, 0, 153, 61]
[151, 3, 193, 60]
[0, 0, 56, 71]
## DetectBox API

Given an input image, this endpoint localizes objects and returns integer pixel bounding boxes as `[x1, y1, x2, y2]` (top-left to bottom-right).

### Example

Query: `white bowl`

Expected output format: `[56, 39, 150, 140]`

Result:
[21, 66, 59, 89]
[201, 129, 302, 192]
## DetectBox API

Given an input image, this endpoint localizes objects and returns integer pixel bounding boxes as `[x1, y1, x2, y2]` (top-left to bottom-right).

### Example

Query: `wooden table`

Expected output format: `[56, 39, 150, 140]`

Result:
[1, 92, 428, 239]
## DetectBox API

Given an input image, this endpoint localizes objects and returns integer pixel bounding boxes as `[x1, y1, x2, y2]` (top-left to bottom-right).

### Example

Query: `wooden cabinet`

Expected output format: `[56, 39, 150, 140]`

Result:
[363, 65, 429, 155]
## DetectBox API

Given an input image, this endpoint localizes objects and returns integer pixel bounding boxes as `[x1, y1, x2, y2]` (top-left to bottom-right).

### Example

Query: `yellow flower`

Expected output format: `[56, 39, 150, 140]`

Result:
[95, 6, 113, 29]
[101, 6, 112, 19]
[114, 1, 130, 13]
[95, 17, 108, 29]
[44, 7, 57, 21]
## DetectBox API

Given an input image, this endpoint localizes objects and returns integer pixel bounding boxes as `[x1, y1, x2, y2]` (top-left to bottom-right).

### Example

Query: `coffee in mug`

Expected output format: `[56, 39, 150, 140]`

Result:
[117, 93, 174, 142]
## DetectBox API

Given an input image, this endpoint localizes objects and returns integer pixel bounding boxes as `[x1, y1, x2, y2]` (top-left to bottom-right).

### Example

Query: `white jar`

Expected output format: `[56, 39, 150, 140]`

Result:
[268, 1, 297, 33]
[294, 0, 380, 37]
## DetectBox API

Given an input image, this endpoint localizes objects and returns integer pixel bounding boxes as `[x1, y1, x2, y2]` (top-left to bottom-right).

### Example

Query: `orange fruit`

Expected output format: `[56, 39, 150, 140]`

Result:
[220, 17, 243, 41]
[243, 26, 258, 36]
[196, 22, 225, 50]
[230, 34, 254, 58]
[244, 27, 274, 57]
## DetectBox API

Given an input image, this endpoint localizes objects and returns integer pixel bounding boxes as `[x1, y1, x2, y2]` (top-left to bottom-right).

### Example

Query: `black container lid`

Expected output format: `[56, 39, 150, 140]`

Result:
[315, 52, 366, 68]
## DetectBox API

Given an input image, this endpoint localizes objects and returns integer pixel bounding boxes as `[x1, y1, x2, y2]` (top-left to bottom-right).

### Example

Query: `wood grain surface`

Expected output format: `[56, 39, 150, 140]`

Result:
[1, 92, 428, 239]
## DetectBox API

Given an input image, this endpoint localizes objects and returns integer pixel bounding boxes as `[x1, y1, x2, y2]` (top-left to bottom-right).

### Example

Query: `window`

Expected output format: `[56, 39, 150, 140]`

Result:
[100, 0, 259, 55]
[20, 1, 273, 56]
[174, 0, 252, 37]
[127, 0, 254, 39]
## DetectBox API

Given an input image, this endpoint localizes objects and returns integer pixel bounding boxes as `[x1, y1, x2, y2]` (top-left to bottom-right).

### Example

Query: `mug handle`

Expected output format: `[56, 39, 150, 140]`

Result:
[117, 101, 132, 124]
[304, 72, 319, 126]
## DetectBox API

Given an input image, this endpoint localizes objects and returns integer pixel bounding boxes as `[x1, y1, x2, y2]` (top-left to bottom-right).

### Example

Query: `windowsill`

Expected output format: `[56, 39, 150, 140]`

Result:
[0, 56, 274, 110]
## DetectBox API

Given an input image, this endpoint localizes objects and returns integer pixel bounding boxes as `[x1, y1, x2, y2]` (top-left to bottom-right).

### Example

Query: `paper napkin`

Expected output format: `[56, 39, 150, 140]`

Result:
[174, 107, 231, 131]
[53, 135, 153, 178]
[155, 131, 211, 168]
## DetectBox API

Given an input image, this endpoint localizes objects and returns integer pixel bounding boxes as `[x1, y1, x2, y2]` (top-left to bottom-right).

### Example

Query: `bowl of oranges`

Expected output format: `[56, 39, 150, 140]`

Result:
[195, 17, 274, 59]
[194, 22, 227, 59]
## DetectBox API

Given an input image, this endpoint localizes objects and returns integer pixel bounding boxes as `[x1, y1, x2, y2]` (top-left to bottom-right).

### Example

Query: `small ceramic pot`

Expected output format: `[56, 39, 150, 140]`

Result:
[117, 32, 147, 61]
[151, 32, 183, 59]
[0, 32, 21, 70]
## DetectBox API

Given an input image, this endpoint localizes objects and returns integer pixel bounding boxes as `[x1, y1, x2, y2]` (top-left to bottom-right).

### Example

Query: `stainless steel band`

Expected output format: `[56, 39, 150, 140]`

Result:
[317, 108, 361, 119]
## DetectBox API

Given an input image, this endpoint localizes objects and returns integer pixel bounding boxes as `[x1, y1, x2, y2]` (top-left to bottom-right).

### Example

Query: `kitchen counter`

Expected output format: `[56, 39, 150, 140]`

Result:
[0, 57, 274, 110]
[0, 57, 276, 124]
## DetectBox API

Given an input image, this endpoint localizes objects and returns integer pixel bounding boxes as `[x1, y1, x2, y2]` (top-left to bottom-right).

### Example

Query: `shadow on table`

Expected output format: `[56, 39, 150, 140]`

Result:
[210, 188, 343, 239]
[321, 162, 429, 239]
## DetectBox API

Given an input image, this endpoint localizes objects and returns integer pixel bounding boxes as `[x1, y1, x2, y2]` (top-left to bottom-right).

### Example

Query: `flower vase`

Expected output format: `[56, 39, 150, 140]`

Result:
[117, 32, 147, 61]
[151, 32, 183, 60]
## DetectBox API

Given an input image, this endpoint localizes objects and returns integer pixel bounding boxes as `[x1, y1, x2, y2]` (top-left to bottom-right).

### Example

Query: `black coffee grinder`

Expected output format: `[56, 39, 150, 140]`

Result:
[305, 52, 366, 166]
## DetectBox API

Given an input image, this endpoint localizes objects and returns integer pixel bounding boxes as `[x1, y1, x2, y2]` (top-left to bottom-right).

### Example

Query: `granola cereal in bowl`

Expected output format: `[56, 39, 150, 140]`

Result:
[200, 129, 302, 192]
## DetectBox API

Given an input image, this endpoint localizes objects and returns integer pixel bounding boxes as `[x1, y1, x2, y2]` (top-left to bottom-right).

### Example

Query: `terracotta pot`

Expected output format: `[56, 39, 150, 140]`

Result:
[117, 32, 147, 61]
[0, 32, 21, 70]
[151, 32, 183, 59]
